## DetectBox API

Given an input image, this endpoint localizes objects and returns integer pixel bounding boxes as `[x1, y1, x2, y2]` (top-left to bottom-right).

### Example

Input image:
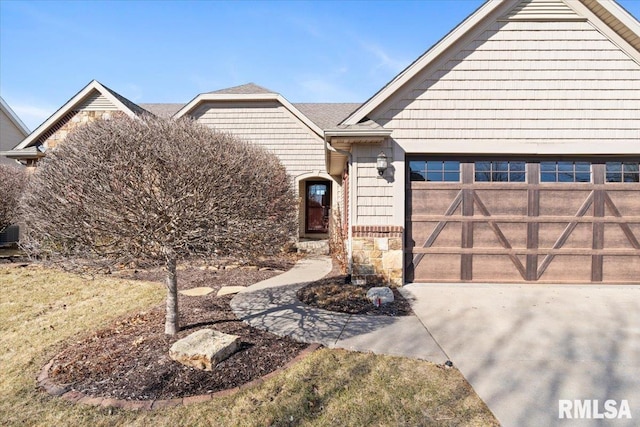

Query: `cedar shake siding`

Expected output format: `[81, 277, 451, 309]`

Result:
[188, 101, 326, 179]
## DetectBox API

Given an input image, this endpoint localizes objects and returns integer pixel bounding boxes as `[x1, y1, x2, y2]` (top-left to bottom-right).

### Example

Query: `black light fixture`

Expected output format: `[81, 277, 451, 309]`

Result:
[376, 151, 388, 176]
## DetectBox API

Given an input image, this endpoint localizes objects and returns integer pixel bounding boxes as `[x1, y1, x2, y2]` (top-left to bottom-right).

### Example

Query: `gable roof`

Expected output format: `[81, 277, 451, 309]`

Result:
[293, 103, 361, 129]
[174, 83, 326, 137]
[0, 96, 30, 137]
[139, 103, 185, 118]
[13, 80, 149, 152]
[342, 0, 640, 126]
[208, 82, 275, 95]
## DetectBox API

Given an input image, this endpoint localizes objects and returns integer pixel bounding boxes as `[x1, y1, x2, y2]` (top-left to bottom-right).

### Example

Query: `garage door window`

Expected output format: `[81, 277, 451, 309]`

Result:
[409, 160, 460, 182]
[475, 161, 525, 182]
[606, 162, 640, 183]
[540, 161, 591, 183]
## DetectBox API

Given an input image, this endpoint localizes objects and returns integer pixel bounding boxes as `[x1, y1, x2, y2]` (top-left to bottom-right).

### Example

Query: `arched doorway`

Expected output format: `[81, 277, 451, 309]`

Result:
[305, 180, 331, 234]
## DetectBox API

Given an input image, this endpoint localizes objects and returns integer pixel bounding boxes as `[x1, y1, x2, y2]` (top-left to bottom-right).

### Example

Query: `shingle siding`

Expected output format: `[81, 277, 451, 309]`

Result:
[0, 110, 26, 166]
[353, 144, 394, 225]
[377, 20, 640, 145]
[191, 101, 326, 178]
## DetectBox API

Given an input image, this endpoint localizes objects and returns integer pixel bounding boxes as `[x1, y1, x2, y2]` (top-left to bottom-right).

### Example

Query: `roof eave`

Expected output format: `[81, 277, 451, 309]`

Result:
[341, 0, 505, 126]
[174, 92, 325, 138]
[0, 97, 30, 136]
[1, 147, 46, 160]
[14, 80, 140, 151]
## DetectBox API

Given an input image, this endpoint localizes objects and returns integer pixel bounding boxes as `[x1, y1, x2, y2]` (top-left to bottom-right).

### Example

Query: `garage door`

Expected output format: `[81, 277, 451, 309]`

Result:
[405, 157, 640, 283]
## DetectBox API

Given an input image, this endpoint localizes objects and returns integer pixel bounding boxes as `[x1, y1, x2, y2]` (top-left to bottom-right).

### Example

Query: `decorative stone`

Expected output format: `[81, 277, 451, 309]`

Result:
[366, 287, 394, 306]
[374, 238, 389, 251]
[216, 286, 246, 296]
[179, 287, 214, 296]
[169, 329, 239, 371]
[382, 250, 403, 270]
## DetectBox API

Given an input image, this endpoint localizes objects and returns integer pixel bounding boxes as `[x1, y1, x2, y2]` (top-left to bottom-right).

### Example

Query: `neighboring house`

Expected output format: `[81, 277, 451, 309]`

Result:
[0, 97, 29, 244]
[0, 97, 29, 167]
[4, 0, 639, 284]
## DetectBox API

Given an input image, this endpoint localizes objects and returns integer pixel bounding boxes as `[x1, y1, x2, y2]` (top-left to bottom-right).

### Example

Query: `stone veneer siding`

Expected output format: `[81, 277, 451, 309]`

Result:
[351, 225, 403, 287]
[40, 110, 123, 150]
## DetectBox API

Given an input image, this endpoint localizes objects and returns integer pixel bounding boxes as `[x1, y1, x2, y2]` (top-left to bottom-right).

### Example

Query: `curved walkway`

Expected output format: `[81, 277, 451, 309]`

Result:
[230, 256, 448, 362]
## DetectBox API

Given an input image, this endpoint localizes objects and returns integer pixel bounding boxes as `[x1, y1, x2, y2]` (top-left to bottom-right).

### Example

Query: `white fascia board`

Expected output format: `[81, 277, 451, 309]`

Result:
[174, 92, 324, 138]
[601, 0, 640, 34]
[325, 128, 393, 139]
[575, 0, 640, 64]
[0, 97, 29, 136]
[1, 147, 45, 159]
[15, 80, 138, 150]
[399, 140, 640, 155]
[172, 93, 279, 118]
[342, 0, 506, 126]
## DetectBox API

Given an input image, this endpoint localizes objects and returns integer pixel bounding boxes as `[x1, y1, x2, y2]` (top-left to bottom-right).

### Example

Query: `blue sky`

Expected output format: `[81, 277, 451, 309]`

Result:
[1, 0, 639, 130]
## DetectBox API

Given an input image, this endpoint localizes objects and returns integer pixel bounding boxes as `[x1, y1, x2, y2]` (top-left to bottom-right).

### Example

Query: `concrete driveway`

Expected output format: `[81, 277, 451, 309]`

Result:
[400, 283, 640, 427]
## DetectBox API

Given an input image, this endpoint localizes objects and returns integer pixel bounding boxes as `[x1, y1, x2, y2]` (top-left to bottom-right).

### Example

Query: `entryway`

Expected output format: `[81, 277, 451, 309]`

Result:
[305, 180, 331, 234]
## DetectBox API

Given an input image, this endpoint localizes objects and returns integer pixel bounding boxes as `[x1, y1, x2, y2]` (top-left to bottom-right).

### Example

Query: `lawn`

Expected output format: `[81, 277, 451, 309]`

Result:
[0, 264, 498, 426]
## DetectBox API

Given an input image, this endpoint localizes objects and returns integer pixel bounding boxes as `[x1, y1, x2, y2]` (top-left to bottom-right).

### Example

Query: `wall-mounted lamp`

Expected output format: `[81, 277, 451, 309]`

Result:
[376, 151, 388, 176]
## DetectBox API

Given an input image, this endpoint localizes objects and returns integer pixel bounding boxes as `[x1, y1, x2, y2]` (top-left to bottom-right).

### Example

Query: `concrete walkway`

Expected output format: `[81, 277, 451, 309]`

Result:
[231, 256, 640, 427]
[230, 256, 447, 362]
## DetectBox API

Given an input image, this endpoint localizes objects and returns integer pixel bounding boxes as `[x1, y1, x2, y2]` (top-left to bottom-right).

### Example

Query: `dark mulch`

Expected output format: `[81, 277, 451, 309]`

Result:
[47, 256, 308, 400]
[296, 266, 413, 317]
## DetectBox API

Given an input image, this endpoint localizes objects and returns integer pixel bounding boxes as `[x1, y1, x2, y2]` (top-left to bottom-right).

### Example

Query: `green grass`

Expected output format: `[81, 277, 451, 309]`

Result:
[0, 265, 498, 426]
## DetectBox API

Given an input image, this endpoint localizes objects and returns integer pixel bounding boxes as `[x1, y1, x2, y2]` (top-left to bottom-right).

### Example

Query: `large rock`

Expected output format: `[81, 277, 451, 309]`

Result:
[366, 287, 394, 306]
[169, 329, 239, 371]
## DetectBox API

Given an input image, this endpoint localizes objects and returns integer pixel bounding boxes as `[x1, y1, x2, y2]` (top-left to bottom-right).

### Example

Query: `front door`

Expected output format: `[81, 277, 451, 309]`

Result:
[305, 181, 330, 233]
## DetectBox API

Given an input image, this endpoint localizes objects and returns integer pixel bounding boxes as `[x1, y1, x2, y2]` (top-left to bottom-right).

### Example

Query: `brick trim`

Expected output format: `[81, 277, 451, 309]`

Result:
[352, 225, 403, 238]
[38, 343, 321, 411]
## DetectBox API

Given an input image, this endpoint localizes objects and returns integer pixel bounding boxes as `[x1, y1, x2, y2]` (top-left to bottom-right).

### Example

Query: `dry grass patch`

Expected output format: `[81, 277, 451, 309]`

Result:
[0, 264, 498, 426]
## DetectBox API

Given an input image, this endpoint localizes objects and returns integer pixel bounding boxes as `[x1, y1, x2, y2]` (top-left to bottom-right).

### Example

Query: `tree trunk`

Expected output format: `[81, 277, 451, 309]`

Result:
[164, 253, 179, 335]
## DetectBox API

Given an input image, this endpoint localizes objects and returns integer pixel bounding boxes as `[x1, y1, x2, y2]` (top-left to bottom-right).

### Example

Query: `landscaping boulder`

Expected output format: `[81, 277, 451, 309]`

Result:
[216, 286, 246, 296]
[366, 287, 394, 307]
[169, 329, 239, 371]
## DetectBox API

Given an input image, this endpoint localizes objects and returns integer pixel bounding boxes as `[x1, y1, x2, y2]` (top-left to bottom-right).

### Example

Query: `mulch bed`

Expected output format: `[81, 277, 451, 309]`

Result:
[47, 256, 308, 401]
[296, 266, 413, 317]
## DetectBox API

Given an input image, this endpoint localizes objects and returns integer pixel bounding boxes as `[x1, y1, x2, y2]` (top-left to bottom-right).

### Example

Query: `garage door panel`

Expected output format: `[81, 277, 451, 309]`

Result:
[412, 254, 461, 282]
[539, 190, 593, 216]
[606, 191, 640, 216]
[538, 222, 593, 249]
[474, 189, 528, 216]
[603, 256, 640, 283]
[471, 222, 527, 249]
[604, 224, 636, 249]
[408, 221, 462, 249]
[473, 255, 525, 282]
[409, 188, 461, 215]
[538, 255, 592, 282]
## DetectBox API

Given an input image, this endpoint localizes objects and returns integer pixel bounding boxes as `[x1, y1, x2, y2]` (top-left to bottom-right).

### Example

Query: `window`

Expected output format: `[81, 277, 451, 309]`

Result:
[409, 160, 460, 182]
[540, 161, 591, 183]
[606, 162, 640, 183]
[475, 161, 525, 182]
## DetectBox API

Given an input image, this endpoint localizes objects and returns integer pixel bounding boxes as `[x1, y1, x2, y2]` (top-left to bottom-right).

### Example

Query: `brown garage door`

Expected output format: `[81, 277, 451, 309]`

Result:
[405, 157, 640, 283]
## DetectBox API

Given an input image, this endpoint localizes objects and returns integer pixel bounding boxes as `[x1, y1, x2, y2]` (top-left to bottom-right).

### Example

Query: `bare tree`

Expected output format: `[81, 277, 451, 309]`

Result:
[21, 115, 297, 335]
[0, 165, 26, 233]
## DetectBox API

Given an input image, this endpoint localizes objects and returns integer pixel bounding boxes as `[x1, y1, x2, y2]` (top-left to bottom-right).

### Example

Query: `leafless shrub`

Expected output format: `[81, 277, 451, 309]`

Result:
[20, 115, 297, 334]
[329, 206, 348, 274]
[0, 165, 27, 233]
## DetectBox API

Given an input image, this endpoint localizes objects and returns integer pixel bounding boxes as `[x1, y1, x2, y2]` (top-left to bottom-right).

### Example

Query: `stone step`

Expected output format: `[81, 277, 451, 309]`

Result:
[296, 239, 329, 256]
